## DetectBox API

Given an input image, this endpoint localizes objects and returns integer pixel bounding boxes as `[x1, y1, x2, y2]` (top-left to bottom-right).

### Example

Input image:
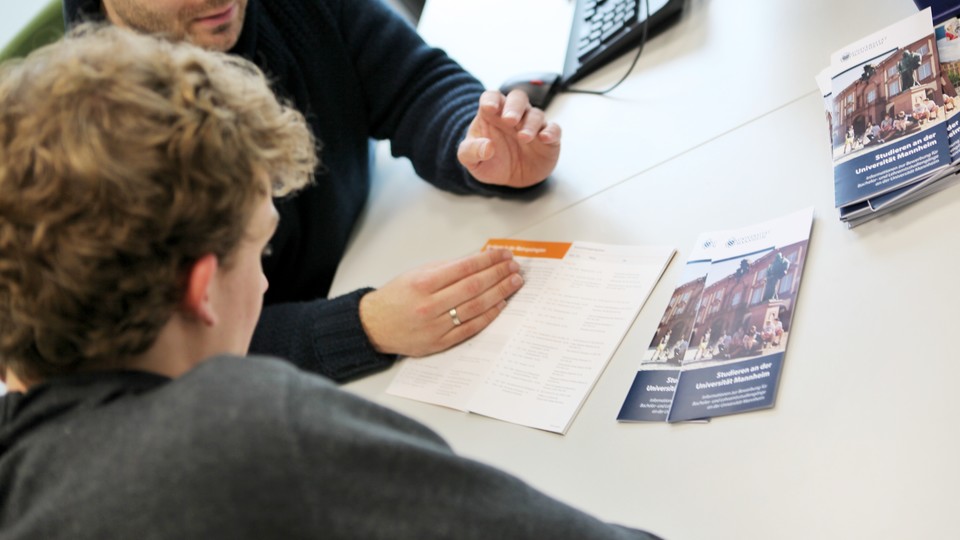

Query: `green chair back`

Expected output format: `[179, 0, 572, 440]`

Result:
[0, 0, 65, 63]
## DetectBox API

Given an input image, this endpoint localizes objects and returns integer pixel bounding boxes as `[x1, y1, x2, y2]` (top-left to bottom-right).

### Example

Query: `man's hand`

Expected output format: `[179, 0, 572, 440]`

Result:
[458, 89, 562, 188]
[358, 249, 523, 357]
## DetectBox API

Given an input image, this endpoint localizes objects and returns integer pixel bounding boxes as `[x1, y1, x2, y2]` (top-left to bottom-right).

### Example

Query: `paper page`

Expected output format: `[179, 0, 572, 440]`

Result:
[387, 240, 675, 434]
[467, 242, 675, 433]
[386, 241, 573, 411]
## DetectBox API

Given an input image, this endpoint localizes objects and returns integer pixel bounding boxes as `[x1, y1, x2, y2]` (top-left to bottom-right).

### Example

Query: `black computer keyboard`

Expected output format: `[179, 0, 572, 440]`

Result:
[576, 0, 638, 63]
[562, 0, 683, 86]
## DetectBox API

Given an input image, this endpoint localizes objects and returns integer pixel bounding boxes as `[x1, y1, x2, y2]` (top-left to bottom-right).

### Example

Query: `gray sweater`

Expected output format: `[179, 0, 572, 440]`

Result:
[0, 356, 661, 539]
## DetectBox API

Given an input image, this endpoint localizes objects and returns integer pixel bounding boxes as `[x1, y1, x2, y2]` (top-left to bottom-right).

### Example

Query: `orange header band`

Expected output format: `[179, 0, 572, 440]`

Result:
[482, 239, 572, 259]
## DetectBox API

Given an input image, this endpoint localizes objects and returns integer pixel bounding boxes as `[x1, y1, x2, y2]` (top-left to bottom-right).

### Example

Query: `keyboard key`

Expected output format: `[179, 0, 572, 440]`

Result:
[601, 20, 625, 42]
[578, 39, 600, 58]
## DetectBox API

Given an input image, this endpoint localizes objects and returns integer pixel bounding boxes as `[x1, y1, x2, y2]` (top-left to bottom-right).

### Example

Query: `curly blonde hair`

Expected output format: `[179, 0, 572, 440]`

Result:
[0, 25, 317, 380]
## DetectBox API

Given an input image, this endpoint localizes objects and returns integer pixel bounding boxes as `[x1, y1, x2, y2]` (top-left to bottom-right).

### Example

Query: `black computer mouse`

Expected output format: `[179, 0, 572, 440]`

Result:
[498, 72, 562, 110]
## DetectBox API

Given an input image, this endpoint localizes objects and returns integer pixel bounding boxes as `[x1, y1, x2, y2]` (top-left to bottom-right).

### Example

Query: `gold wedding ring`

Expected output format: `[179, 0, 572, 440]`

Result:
[449, 308, 462, 326]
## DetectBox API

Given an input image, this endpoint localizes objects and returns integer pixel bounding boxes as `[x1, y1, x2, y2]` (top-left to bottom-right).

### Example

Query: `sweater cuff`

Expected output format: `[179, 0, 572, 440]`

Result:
[460, 168, 551, 198]
[310, 288, 397, 382]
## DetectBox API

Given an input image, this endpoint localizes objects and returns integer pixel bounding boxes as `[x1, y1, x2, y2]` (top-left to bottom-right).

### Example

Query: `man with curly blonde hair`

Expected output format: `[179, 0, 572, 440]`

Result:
[64, 0, 561, 383]
[0, 27, 659, 540]
[0, 24, 315, 383]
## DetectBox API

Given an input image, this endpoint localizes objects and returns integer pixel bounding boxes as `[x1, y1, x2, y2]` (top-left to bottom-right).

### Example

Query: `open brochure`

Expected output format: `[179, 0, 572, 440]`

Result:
[618, 208, 814, 423]
[387, 239, 674, 434]
[817, 8, 960, 226]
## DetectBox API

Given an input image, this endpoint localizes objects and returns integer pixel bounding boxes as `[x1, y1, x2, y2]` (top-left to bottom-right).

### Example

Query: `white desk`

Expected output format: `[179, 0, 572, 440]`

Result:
[418, 0, 918, 205]
[334, 0, 920, 290]
[340, 1, 959, 538]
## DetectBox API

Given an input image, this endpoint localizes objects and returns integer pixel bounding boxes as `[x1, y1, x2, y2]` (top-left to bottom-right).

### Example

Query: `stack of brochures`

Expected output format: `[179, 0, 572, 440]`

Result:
[816, 8, 960, 227]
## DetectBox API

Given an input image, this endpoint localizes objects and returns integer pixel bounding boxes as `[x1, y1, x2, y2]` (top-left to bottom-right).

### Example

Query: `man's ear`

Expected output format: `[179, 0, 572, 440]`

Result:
[182, 254, 219, 326]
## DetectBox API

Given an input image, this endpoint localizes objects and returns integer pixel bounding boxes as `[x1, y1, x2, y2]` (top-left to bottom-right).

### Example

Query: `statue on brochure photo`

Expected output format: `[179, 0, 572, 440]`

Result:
[733, 259, 750, 282]
[898, 49, 923, 89]
[763, 251, 790, 302]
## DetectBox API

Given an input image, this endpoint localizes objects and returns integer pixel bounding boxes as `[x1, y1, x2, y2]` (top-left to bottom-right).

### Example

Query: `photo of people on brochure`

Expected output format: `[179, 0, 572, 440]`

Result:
[831, 41, 946, 161]
[642, 260, 709, 367]
[642, 241, 808, 370]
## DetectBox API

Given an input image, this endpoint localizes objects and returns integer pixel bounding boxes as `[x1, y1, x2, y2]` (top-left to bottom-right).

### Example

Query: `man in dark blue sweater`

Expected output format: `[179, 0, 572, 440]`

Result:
[63, 0, 563, 382]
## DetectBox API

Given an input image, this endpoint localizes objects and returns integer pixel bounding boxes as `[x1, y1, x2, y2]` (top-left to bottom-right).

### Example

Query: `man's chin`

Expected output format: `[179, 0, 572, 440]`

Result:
[193, 33, 239, 52]
[187, 23, 242, 51]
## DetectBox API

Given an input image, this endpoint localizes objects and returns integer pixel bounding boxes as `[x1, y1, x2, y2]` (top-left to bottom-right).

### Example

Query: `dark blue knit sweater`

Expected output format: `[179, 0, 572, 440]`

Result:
[63, 0, 532, 381]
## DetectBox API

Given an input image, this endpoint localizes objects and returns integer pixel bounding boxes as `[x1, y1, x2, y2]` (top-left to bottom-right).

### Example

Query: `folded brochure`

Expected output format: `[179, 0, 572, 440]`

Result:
[618, 208, 814, 423]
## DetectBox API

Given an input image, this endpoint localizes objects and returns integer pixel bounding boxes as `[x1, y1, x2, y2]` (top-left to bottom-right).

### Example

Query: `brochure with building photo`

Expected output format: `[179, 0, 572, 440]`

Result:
[820, 63, 949, 225]
[829, 8, 950, 210]
[854, 16, 960, 212]
[816, 9, 960, 226]
[613, 233, 718, 422]
[618, 208, 814, 423]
